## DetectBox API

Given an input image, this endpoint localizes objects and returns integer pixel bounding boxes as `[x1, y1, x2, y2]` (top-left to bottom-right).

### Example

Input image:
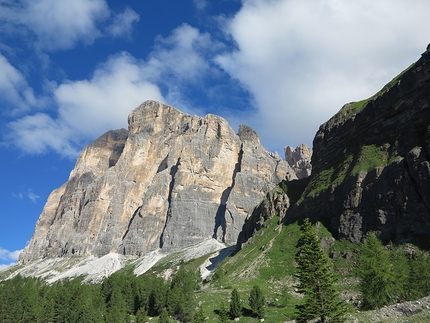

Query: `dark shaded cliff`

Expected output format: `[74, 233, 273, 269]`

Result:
[238, 44, 430, 249]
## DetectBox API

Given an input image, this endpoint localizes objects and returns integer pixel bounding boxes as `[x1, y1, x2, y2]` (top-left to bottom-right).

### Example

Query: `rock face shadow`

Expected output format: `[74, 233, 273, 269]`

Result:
[206, 245, 236, 272]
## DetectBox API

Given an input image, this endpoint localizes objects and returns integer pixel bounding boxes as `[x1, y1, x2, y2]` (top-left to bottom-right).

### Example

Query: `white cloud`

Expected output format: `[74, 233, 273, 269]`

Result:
[0, 0, 109, 51]
[7, 24, 223, 157]
[142, 23, 225, 114]
[217, 0, 430, 149]
[54, 52, 164, 138]
[12, 189, 40, 203]
[146, 24, 221, 84]
[9, 52, 164, 157]
[0, 264, 12, 270]
[28, 189, 40, 203]
[107, 7, 140, 38]
[7, 1, 430, 158]
[0, 0, 140, 51]
[8, 113, 78, 157]
[0, 54, 39, 114]
[193, 0, 208, 11]
[0, 247, 22, 262]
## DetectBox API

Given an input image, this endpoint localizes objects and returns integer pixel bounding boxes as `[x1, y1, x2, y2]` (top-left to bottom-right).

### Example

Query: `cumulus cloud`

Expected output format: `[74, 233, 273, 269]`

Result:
[0, 247, 22, 262]
[0, 0, 109, 51]
[9, 53, 164, 157]
[143, 24, 228, 114]
[0, 0, 140, 51]
[217, 0, 430, 149]
[0, 54, 40, 114]
[0, 247, 22, 270]
[107, 7, 140, 38]
[5, 0, 430, 158]
[7, 24, 224, 157]
[145, 24, 221, 84]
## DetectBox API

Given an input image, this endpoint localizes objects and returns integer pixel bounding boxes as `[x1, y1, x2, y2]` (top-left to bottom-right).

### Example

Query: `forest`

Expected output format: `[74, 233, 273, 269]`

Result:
[2, 220, 430, 322]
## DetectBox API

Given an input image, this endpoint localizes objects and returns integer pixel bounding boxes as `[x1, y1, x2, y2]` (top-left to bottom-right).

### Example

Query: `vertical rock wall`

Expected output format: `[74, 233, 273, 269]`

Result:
[20, 101, 297, 263]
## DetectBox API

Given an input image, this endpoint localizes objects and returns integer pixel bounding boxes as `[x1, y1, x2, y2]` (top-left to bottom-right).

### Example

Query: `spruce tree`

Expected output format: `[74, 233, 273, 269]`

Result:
[249, 285, 265, 319]
[159, 307, 171, 323]
[295, 218, 347, 323]
[217, 302, 229, 323]
[229, 288, 242, 319]
[136, 307, 148, 323]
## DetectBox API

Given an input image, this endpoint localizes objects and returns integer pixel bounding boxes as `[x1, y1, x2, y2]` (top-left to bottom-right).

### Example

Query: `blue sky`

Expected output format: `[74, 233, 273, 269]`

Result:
[1, 0, 430, 269]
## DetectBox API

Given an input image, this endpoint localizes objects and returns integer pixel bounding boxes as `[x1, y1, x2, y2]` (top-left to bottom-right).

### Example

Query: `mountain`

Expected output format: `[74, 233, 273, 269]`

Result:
[19, 100, 299, 266]
[284, 144, 312, 179]
[239, 44, 430, 249]
[7, 43, 430, 288]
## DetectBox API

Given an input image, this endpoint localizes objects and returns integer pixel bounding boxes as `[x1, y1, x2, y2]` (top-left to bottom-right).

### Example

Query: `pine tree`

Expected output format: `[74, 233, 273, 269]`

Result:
[295, 218, 347, 323]
[229, 288, 242, 319]
[358, 233, 396, 309]
[249, 285, 265, 319]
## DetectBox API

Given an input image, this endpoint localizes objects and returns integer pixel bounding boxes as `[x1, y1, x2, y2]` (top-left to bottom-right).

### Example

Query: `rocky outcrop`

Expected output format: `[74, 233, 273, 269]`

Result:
[236, 182, 290, 249]
[286, 45, 430, 248]
[284, 144, 312, 179]
[20, 101, 297, 263]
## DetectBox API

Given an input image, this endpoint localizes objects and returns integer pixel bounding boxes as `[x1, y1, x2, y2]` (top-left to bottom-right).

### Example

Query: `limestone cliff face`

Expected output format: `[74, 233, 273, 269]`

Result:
[284, 144, 312, 179]
[287, 45, 430, 247]
[20, 101, 297, 263]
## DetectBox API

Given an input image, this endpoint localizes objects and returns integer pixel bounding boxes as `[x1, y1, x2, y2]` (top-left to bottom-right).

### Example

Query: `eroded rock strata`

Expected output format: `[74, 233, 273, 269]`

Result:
[288, 45, 430, 247]
[20, 101, 297, 263]
[237, 44, 430, 250]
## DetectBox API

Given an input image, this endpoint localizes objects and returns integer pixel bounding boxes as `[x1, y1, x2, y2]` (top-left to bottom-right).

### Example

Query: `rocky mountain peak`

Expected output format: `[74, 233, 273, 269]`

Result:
[284, 144, 312, 179]
[237, 124, 260, 144]
[19, 100, 298, 264]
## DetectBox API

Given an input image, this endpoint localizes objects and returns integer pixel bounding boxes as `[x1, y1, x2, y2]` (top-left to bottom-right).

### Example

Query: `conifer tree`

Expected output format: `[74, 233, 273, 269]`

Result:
[295, 218, 347, 323]
[136, 307, 148, 323]
[192, 305, 205, 323]
[358, 233, 396, 309]
[249, 285, 265, 319]
[229, 288, 242, 319]
[407, 249, 430, 300]
[217, 303, 229, 323]
[158, 307, 171, 323]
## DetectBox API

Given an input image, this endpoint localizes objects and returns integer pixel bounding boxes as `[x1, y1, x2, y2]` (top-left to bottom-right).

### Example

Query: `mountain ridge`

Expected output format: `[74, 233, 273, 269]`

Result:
[4, 44, 430, 289]
[238, 44, 430, 249]
[19, 100, 300, 266]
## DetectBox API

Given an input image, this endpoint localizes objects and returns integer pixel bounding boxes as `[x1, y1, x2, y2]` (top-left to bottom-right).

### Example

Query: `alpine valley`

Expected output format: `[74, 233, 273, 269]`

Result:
[1, 45, 430, 322]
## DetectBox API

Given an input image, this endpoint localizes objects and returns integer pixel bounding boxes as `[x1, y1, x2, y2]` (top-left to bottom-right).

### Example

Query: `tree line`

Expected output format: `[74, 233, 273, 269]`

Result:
[0, 267, 201, 323]
[0, 267, 267, 323]
[358, 233, 430, 309]
[294, 218, 430, 322]
[2, 219, 430, 322]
